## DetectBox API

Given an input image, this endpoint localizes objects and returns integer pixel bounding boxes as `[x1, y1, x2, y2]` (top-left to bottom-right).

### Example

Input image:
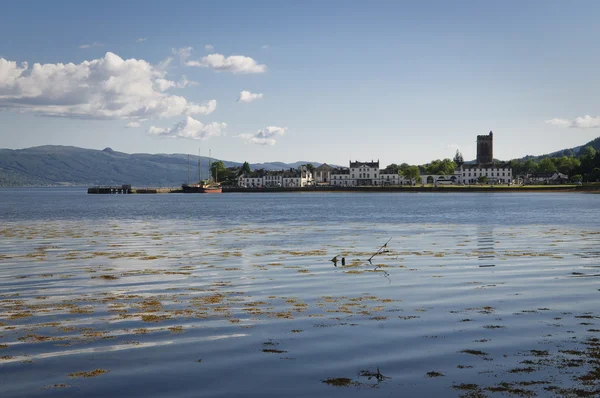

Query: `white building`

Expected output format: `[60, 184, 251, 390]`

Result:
[330, 161, 414, 186]
[239, 170, 267, 187]
[282, 166, 313, 187]
[264, 171, 283, 187]
[350, 161, 379, 186]
[314, 164, 333, 184]
[238, 166, 314, 187]
[331, 168, 352, 186]
[379, 168, 412, 185]
[456, 164, 512, 185]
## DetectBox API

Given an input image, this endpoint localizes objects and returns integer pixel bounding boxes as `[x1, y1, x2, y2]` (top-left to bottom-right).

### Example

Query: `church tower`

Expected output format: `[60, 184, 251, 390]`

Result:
[476, 131, 494, 164]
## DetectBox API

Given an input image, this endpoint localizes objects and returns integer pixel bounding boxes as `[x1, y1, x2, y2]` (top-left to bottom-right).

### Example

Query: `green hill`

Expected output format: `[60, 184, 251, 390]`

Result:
[0, 146, 322, 187]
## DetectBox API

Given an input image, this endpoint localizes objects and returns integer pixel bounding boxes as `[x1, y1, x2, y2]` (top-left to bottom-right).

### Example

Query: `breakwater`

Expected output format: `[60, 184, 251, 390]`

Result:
[88, 185, 177, 194]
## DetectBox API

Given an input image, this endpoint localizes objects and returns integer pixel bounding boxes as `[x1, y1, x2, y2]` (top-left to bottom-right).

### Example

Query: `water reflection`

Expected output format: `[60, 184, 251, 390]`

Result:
[477, 224, 495, 268]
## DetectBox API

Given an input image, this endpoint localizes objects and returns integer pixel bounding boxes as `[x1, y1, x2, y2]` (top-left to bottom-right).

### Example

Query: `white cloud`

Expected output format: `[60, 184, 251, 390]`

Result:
[546, 115, 600, 128]
[186, 53, 266, 74]
[238, 90, 263, 103]
[545, 118, 571, 127]
[0, 52, 216, 120]
[148, 116, 226, 140]
[237, 126, 286, 145]
[172, 47, 193, 63]
[177, 75, 198, 88]
[261, 44, 270, 50]
[155, 78, 175, 91]
[572, 115, 600, 128]
[79, 42, 103, 49]
[186, 100, 216, 115]
[156, 57, 173, 71]
[125, 121, 141, 128]
[136, 38, 147, 42]
[204, 44, 214, 51]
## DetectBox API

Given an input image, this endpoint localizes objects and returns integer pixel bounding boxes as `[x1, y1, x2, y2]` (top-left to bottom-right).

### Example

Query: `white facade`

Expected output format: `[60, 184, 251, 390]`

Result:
[314, 164, 332, 184]
[457, 165, 513, 185]
[331, 169, 353, 186]
[378, 172, 411, 186]
[350, 161, 379, 186]
[238, 166, 314, 187]
[239, 175, 265, 187]
[264, 173, 282, 187]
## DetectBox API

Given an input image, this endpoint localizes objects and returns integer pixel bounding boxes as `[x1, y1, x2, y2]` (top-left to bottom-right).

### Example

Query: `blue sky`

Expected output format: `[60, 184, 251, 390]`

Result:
[1, 0, 599, 166]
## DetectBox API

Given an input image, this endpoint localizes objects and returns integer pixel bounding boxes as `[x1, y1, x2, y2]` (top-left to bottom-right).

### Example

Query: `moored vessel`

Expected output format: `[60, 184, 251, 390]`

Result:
[181, 149, 222, 193]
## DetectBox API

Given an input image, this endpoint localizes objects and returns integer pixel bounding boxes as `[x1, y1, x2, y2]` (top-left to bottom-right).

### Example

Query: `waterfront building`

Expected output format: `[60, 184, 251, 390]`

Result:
[264, 170, 283, 187]
[330, 162, 412, 186]
[330, 167, 352, 186]
[525, 172, 569, 185]
[238, 132, 512, 187]
[239, 169, 267, 187]
[238, 166, 313, 187]
[282, 166, 313, 187]
[456, 164, 512, 185]
[350, 160, 379, 186]
[454, 131, 513, 185]
[314, 164, 333, 184]
[379, 167, 411, 185]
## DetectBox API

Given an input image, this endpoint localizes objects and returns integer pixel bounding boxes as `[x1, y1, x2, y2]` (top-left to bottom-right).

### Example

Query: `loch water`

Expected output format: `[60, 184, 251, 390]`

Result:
[1, 189, 600, 397]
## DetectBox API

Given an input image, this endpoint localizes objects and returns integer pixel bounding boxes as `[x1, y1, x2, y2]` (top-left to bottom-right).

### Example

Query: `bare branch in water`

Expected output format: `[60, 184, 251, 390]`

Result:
[368, 238, 392, 263]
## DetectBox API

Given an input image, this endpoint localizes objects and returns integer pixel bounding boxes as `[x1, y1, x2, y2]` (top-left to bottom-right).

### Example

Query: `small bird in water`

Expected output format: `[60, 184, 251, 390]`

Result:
[330, 255, 339, 266]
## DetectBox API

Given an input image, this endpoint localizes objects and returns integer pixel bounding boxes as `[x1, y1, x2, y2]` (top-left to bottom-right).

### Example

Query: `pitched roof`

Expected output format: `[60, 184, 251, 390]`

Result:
[350, 160, 379, 168]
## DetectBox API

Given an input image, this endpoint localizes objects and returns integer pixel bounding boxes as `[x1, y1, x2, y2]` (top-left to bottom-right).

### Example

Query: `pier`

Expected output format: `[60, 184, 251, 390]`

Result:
[88, 185, 132, 194]
[88, 185, 180, 194]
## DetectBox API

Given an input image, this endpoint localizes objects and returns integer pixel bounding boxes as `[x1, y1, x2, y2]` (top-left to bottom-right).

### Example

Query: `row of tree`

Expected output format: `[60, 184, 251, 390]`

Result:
[508, 146, 600, 182]
[207, 161, 251, 186]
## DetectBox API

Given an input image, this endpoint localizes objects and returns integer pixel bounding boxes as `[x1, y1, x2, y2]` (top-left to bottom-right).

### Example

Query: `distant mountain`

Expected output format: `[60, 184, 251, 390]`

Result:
[517, 136, 600, 161]
[0, 145, 327, 187]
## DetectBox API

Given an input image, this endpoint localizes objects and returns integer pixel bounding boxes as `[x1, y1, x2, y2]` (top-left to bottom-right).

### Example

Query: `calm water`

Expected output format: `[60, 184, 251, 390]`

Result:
[1, 189, 600, 397]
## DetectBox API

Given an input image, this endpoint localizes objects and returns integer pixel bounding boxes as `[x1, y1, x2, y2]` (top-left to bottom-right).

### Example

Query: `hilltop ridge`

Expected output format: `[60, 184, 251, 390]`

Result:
[0, 145, 328, 187]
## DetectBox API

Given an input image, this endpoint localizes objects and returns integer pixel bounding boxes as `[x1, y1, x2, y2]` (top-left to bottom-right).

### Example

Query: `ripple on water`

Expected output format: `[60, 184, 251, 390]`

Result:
[1, 216, 600, 397]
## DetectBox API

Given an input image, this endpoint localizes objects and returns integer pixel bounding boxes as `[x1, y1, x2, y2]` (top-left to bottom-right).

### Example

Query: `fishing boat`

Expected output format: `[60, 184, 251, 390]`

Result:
[181, 150, 222, 193]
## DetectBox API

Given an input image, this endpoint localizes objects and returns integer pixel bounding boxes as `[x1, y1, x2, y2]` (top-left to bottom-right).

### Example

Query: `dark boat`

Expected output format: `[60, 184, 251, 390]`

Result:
[182, 181, 222, 193]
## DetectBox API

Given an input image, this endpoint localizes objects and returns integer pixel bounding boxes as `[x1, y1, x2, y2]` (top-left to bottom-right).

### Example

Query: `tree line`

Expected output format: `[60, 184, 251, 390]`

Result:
[508, 146, 599, 182]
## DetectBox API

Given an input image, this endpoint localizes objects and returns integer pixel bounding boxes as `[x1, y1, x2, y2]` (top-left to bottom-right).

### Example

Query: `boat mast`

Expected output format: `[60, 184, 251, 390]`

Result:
[187, 154, 190, 184]
[209, 149, 212, 182]
[198, 149, 201, 183]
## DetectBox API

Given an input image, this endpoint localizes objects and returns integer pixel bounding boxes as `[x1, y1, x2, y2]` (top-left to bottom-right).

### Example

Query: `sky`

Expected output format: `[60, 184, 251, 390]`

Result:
[1, 0, 600, 166]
